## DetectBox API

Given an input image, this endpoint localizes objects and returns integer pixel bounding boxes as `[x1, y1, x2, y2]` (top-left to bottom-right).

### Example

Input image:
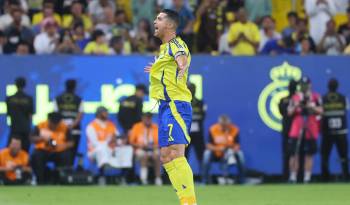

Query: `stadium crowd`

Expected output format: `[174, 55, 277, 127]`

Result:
[0, 0, 350, 55]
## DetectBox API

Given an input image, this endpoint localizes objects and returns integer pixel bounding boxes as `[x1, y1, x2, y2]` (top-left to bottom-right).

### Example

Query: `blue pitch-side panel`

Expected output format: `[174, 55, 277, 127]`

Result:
[0, 55, 349, 175]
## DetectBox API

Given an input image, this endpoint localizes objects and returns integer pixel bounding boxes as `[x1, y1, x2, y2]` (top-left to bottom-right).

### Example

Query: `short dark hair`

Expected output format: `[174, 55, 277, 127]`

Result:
[328, 78, 339, 92]
[347, 6, 350, 13]
[91, 29, 105, 41]
[136, 84, 148, 94]
[15, 77, 26, 89]
[143, 112, 153, 118]
[48, 112, 62, 124]
[287, 11, 298, 19]
[161, 9, 180, 28]
[65, 79, 77, 92]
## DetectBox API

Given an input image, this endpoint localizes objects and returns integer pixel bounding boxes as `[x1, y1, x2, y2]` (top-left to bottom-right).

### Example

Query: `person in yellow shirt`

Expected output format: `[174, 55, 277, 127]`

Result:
[32, 0, 61, 26]
[62, 1, 93, 32]
[129, 112, 161, 185]
[0, 137, 31, 185]
[144, 9, 196, 205]
[84, 30, 110, 55]
[227, 8, 260, 56]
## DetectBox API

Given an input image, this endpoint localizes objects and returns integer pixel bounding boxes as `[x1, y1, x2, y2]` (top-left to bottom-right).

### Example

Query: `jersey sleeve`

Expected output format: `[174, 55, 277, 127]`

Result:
[169, 39, 187, 59]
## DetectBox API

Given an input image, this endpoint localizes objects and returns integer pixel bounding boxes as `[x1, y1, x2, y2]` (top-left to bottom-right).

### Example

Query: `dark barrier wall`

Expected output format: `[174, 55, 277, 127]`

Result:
[0, 55, 349, 175]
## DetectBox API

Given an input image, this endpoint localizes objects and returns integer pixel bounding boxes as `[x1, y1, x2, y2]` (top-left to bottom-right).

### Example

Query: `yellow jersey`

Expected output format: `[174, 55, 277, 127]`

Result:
[227, 21, 260, 56]
[149, 37, 192, 102]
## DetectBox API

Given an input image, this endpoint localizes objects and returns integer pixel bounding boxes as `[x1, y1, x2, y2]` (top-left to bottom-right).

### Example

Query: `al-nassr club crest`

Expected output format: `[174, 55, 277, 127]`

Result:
[258, 62, 302, 131]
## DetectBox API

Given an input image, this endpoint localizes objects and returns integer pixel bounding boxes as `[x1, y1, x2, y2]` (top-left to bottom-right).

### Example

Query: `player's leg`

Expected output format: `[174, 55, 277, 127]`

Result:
[334, 134, 349, 180]
[321, 134, 333, 181]
[161, 144, 196, 205]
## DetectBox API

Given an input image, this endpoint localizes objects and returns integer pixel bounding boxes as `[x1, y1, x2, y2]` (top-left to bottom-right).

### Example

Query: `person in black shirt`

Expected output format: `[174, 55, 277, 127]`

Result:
[118, 84, 147, 135]
[186, 83, 206, 180]
[321, 78, 349, 181]
[3, 6, 34, 54]
[278, 79, 297, 179]
[53, 79, 83, 164]
[6, 77, 34, 152]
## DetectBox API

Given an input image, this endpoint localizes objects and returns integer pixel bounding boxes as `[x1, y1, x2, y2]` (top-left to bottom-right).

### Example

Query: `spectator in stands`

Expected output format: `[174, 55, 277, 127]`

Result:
[88, 0, 116, 24]
[196, 0, 224, 53]
[131, 0, 156, 27]
[227, 8, 260, 56]
[305, 0, 337, 44]
[202, 115, 245, 185]
[0, 137, 31, 185]
[287, 77, 323, 183]
[15, 41, 30, 55]
[62, 0, 92, 32]
[33, 17, 59, 54]
[32, 0, 62, 26]
[0, 31, 5, 54]
[318, 19, 345, 55]
[299, 37, 314, 55]
[109, 35, 129, 55]
[95, 6, 115, 39]
[282, 11, 299, 38]
[259, 15, 281, 52]
[338, 7, 350, 46]
[71, 22, 89, 50]
[0, 1, 30, 31]
[293, 18, 317, 54]
[31, 112, 74, 185]
[218, 12, 236, 55]
[129, 112, 162, 185]
[118, 84, 147, 135]
[260, 36, 295, 55]
[3, 6, 34, 54]
[244, 0, 272, 22]
[172, 0, 195, 50]
[109, 9, 132, 52]
[6, 77, 34, 152]
[202, 115, 245, 184]
[53, 79, 83, 163]
[55, 30, 81, 54]
[56, 0, 88, 15]
[131, 19, 153, 53]
[83, 30, 109, 55]
[86, 106, 133, 184]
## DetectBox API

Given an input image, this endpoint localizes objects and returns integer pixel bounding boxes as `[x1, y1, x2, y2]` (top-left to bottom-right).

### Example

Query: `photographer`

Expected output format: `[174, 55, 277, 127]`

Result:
[30, 112, 74, 185]
[0, 137, 31, 185]
[287, 77, 323, 183]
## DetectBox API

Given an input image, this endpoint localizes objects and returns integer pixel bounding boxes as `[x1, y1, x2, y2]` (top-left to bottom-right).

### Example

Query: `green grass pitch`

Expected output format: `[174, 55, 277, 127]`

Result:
[0, 184, 349, 205]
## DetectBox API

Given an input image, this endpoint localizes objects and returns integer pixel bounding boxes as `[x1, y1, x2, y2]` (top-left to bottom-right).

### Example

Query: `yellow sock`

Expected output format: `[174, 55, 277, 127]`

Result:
[163, 157, 197, 205]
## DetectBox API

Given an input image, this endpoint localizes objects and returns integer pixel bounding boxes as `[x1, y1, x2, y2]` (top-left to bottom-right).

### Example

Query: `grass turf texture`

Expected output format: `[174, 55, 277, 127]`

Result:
[0, 184, 349, 205]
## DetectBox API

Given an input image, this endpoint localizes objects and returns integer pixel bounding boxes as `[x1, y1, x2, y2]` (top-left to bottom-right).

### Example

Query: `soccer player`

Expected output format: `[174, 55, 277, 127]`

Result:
[144, 9, 197, 205]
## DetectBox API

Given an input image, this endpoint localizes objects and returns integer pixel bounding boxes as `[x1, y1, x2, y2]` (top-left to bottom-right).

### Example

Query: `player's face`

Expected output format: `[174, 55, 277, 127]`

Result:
[154, 13, 168, 38]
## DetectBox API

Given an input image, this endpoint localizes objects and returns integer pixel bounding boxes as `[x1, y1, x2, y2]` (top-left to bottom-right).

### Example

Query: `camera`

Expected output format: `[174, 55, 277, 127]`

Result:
[48, 138, 57, 147]
[300, 94, 311, 116]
